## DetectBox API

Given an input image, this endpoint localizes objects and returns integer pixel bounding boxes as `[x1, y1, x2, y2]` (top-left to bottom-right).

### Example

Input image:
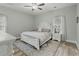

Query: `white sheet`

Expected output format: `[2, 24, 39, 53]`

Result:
[21, 31, 51, 50]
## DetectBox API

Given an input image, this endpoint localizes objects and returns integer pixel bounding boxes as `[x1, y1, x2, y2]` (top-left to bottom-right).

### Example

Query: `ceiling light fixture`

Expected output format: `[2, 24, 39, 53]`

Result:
[32, 4, 38, 9]
[24, 3, 45, 11]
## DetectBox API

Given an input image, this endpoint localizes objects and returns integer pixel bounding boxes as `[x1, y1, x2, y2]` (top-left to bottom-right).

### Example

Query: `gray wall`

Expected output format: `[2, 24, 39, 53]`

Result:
[35, 5, 77, 42]
[77, 4, 79, 48]
[0, 4, 77, 42]
[0, 6, 34, 37]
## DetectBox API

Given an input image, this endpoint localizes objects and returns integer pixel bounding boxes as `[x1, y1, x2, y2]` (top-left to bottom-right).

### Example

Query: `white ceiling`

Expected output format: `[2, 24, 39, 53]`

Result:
[0, 3, 76, 15]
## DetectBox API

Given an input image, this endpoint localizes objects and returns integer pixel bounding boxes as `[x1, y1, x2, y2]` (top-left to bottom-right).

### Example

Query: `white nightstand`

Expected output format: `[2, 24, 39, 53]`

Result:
[52, 33, 62, 41]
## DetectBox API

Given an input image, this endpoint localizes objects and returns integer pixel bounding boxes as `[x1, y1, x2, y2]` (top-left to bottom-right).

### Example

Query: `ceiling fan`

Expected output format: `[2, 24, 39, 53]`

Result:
[24, 3, 45, 11]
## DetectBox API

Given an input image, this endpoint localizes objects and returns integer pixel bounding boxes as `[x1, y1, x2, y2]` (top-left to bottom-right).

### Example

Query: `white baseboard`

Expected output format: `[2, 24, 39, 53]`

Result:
[65, 40, 79, 49]
[65, 40, 76, 44]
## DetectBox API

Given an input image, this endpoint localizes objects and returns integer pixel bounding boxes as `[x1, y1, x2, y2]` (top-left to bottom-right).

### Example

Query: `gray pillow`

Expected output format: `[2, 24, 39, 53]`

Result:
[41, 28, 50, 32]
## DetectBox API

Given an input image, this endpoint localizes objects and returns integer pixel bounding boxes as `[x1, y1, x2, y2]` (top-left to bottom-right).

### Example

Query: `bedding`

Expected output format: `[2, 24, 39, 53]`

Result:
[21, 31, 51, 50]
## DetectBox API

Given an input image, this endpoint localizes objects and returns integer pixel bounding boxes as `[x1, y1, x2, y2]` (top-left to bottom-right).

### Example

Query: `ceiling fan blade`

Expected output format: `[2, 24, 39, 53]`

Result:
[24, 6, 32, 7]
[38, 8, 42, 10]
[38, 3, 45, 6]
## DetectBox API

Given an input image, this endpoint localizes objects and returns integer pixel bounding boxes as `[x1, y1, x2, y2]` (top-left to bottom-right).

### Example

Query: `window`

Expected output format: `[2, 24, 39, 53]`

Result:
[0, 14, 7, 32]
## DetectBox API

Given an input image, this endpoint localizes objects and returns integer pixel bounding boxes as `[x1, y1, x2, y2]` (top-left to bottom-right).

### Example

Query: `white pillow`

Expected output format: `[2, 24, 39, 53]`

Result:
[38, 27, 42, 32]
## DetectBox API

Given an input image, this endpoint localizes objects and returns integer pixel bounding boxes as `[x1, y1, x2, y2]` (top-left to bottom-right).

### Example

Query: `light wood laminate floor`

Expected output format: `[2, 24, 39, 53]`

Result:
[13, 40, 79, 56]
[55, 41, 79, 56]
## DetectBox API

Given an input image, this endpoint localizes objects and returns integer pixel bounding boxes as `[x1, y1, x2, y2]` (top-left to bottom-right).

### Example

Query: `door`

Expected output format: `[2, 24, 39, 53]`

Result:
[53, 16, 66, 41]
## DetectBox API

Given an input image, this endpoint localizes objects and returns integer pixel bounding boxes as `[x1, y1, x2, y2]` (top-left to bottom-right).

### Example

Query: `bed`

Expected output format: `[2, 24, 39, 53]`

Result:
[14, 39, 60, 56]
[21, 28, 51, 50]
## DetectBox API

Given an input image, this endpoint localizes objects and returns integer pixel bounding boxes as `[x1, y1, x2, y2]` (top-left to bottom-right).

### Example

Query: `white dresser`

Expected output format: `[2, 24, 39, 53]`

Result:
[0, 31, 16, 56]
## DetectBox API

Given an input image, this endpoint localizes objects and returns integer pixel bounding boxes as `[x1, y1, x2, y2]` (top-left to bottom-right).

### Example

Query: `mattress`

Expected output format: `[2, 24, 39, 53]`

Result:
[21, 31, 51, 45]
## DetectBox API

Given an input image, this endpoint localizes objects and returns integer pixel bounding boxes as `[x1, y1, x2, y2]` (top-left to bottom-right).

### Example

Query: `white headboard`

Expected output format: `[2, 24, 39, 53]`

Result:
[37, 22, 51, 32]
